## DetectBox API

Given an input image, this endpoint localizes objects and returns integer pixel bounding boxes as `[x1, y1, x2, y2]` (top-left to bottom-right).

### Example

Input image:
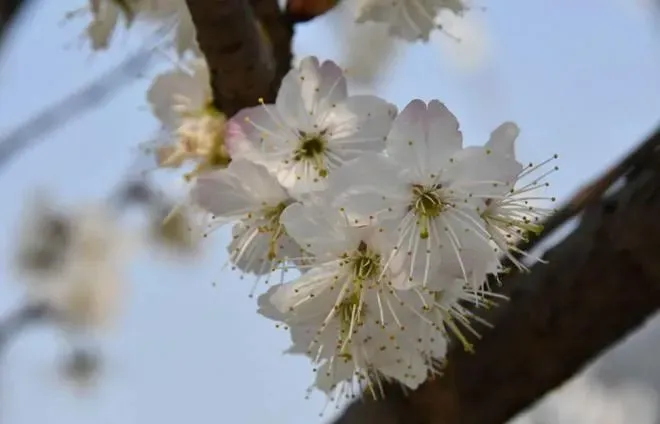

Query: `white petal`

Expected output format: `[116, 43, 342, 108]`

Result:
[377, 351, 429, 390]
[191, 160, 287, 219]
[327, 154, 409, 224]
[257, 285, 287, 321]
[445, 146, 523, 196]
[386, 99, 429, 179]
[315, 360, 354, 394]
[276, 59, 315, 130]
[269, 267, 338, 320]
[322, 95, 397, 159]
[485, 122, 519, 160]
[225, 106, 292, 167]
[424, 99, 463, 170]
[147, 66, 205, 130]
[298, 57, 348, 119]
[280, 202, 353, 257]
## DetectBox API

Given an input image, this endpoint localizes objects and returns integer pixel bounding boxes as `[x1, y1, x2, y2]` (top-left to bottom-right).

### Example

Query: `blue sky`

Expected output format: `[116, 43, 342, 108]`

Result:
[0, 1, 659, 424]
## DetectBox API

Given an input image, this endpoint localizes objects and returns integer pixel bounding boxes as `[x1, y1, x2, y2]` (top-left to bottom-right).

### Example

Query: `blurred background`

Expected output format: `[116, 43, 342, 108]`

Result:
[1, 0, 660, 423]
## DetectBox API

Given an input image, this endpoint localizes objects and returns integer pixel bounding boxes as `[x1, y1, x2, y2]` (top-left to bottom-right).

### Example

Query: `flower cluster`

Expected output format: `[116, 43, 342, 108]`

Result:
[184, 55, 557, 403]
[71, 0, 198, 55]
[14, 193, 132, 333]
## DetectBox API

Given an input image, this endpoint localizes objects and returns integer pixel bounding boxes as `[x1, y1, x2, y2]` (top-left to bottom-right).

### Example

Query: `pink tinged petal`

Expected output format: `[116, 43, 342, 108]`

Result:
[280, 202, 352, 257]
[323, 95, 397, 158]
[485, 122, 519, 160]
[224, 118, 259, 160]
[226, 159, 289, 203]
[425, 100, 463, 171]
[386, 99, 430, 180]
[227, 106, 294, 169]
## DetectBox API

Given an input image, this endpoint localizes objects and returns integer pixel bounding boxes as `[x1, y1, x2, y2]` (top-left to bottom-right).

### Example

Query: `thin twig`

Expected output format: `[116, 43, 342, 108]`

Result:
[0, 302, 49, 355]
[0, 46, 156, 172]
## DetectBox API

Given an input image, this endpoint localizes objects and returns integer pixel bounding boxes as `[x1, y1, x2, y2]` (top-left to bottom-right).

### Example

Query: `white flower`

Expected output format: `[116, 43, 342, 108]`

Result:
[226, 56, 397, 197]
[263, 280, 429, 401]
[190, 160, 302, 294]
[355, 0, 468, 42]
[146, 58, 229, 179]
[81, 0, 199, 56]
[329, 99, 521, 288]
[256, 200, 439, 398]
[477, 123, 558, 270]
[14, 194, 132, 332]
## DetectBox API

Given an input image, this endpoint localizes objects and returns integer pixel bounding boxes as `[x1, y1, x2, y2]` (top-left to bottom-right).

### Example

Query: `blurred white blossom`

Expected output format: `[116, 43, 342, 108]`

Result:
[327, 0, 401, 87]
[433, 10, 491, 71]
[75, 0, 198, 56]
[145, 58, 229, 180]
[355, 0, 468, 41]
[14, 194, 133, 332]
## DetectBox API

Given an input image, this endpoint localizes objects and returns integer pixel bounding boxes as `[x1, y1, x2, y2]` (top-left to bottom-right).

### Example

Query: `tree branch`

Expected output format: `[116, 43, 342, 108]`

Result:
[334, 127, 660, 424]
[0, 46, 155, 172]
[0, 303, 49, 355]
[185, 0, 293, 117]
[0, 0, 30, 50]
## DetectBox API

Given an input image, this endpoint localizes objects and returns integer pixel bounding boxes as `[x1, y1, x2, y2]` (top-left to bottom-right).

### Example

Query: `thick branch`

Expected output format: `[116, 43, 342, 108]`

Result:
[334, 129, 660, 424]
[0, 0, 30, 50]
[185, 0, 292, 117]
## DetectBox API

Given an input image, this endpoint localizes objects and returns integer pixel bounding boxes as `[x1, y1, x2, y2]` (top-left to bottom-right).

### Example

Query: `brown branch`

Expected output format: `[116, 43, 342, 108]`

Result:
[248, 0, 294, 94]
[185, 0, 293, 117]
[334, 127, 660, 424]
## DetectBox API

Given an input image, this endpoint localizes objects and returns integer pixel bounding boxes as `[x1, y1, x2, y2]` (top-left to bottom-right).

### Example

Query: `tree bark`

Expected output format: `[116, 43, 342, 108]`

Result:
[185, 0, 293, 117]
